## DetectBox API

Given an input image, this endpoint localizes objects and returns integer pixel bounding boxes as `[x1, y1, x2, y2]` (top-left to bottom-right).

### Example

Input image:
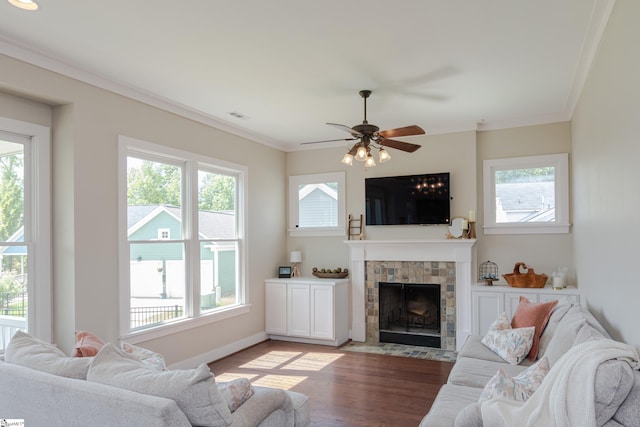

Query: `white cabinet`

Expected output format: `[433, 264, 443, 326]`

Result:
[471, 284, 580, 335]
[265, 277, 349, 346]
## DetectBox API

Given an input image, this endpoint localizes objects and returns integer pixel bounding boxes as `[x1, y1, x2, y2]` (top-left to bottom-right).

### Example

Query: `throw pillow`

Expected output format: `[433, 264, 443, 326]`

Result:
[71, 331, 105, 357]
[511, 296, 558, 361]
[217, 378, 255, 412]
[481, 326, 535, 365]
[120, 341, 167, 370]
[4, 330, 93, 379]
[87, 343, 232, 427]
[487, 312, 511, 332]
[478, 356, 550, 402]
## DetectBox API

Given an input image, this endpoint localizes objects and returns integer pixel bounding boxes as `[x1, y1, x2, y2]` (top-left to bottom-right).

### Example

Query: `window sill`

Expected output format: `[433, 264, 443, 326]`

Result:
[120, 304, 251, 344]
[483, 223, 571, 235]
[288, 227, 346, 237]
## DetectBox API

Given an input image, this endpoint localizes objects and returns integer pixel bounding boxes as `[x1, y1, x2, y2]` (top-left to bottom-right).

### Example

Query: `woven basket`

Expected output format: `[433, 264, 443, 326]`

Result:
[502, 262, 548, 288]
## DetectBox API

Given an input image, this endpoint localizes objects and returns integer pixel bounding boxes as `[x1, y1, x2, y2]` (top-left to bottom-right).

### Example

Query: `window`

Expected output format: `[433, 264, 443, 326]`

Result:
[0, 117, 51, 351]
[483, 153, 570, 234]
[119, 135, 247, 338]
[288, 172, 346, 237]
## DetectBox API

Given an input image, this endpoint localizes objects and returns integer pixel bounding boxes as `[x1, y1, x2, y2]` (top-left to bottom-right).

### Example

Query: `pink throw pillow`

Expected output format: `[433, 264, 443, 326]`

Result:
[511, 296, 558, 361]
[71, 331, 105, 357]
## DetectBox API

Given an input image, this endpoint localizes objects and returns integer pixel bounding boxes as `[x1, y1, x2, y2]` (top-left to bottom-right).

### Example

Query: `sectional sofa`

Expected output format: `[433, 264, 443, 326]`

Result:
[0, 331, 310, 427]
[420, 300, 640, 427]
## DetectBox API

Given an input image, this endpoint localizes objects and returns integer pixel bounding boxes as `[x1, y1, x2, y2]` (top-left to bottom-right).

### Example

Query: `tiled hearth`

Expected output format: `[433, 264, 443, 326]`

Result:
[345, 240, 476, 352]
[366, 260, 456, 350]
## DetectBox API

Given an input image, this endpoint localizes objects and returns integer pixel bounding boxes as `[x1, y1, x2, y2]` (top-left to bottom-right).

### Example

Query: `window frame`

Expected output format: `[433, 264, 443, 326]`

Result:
[483, 153, 570, 235]
[118, 135, 248, 342]
[288, 172, 346, 237]
[0, 117, 52, 345]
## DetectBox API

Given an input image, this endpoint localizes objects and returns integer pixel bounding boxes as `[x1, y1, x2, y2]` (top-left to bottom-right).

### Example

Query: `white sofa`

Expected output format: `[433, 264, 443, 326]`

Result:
[0, 333, 310, 427]
[420, 302, 640, 427]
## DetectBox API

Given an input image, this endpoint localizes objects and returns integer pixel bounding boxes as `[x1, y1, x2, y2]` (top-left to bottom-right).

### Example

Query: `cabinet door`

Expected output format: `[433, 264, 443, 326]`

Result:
[539, 292, 580, 305]
[472, 291, 504, 335]
[288, 284, 311, 337]
[265, 282, 287, 335]
[505, 292, 539, 319]
[310, 285, 334, 340]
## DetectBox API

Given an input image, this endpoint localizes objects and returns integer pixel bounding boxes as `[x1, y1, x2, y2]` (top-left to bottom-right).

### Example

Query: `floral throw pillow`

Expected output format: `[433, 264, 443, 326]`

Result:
[487, 312, 511, 332]
[481, 326, 535, 365]
[120, 342, 167, 370]
[217, 378, 255, 412]
[479, 356, 550, 402]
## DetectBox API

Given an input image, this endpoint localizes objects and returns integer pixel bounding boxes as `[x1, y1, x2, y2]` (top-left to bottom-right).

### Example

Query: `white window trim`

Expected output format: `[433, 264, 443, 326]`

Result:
[0, 117, 52, 343]
[117, 135, 248, 340]
[288, 172, 346, 237]
[483, 153, 570, 235]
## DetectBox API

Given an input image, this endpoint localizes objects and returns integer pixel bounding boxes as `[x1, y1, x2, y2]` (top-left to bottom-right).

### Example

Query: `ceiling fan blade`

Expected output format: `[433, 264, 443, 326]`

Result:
[327, 123, 364, 137]
[301, 137, 358, 145]
[378, 125, 425, 139]
[379, 138, 422, 153]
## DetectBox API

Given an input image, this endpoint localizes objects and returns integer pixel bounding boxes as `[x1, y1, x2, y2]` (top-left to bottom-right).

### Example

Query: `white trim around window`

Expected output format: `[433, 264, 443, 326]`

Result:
[288, 172, 346, 237]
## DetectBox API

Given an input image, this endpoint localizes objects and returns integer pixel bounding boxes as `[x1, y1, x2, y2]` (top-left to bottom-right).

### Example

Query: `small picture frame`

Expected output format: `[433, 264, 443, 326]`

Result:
[278, 266, 292, 278]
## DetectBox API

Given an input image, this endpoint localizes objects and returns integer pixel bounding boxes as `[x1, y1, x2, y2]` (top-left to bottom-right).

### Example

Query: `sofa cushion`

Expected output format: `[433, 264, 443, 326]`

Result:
[481, 326, 535, 365]
[478, 356, 549, 402]
[217, 377, 255, 412]
[593, 360, 635, 426]
[5, 330, 92, 379]
[458, 335, 512, 364]
[543, 308, 607, 366]
[87, 343, 232, 427]
[448, 356, 529, 388]
[71, 331, 105, 357]
[419, 384, 482, 427]
[121, 341, 167, 370]
[511, 296, 558, 361]
[612, 370, 640, 427]
[537, 301, 574, 358]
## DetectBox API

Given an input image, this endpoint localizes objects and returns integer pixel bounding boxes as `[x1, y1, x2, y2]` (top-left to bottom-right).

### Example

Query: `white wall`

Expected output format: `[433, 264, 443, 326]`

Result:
[572, 0, 640, 347]
[0, 54, 287, 364]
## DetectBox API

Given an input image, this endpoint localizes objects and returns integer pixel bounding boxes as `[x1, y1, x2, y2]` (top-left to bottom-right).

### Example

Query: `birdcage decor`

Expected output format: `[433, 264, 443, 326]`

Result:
[479, 260, 499, 286]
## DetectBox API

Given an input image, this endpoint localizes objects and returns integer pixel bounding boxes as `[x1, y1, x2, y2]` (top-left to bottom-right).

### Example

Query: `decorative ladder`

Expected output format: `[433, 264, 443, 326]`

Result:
[348, 214, 364, 240]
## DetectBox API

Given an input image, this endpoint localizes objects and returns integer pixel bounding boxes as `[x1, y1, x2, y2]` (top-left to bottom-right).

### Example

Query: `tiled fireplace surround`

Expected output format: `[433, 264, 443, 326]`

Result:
[345, 240, 476, 352]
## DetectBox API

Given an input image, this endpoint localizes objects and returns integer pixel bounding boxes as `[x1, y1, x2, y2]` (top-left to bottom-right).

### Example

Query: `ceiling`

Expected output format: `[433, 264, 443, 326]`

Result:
[0, 1, 613, 152]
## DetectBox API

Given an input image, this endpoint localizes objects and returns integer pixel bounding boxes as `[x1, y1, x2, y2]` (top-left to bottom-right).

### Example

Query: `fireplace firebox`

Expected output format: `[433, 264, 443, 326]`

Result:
[379, 282, 441, 347]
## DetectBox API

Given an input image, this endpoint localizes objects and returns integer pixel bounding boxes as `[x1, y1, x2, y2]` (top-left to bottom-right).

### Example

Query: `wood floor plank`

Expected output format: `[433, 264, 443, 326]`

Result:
[208, 340, 453, 426]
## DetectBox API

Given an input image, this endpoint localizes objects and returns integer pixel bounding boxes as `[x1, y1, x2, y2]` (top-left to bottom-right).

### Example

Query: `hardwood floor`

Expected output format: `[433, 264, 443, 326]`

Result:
[207, 340, 453, 427]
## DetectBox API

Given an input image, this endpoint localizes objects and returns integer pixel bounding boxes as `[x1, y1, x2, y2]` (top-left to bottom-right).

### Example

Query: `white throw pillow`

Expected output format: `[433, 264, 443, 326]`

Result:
[479, 356, 550, 402]
[481, 326, 535, 365]
[87, 343, 232, 427]
[5, 330, 93, 379]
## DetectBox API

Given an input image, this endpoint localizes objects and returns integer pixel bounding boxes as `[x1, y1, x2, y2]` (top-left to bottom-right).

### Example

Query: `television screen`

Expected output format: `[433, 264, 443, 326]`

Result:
[365, 172, 450, 225]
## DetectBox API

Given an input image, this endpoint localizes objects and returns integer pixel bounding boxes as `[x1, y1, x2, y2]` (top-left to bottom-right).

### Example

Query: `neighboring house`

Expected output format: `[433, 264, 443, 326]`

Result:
[298, 183, 338, 227]
[0, 227, 27, 281]
[127, 205, 236, 300]
[495, 182, 555, 223]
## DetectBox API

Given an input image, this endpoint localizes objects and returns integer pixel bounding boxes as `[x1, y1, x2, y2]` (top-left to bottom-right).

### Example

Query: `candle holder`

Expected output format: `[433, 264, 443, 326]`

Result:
[469, 221, 476, 239]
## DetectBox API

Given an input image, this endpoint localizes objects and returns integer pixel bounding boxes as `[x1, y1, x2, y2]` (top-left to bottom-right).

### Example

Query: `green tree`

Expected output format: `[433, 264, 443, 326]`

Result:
[0, 153, 24, 241]
[199, 173, 235, 211]
[127, 160, 181, 206]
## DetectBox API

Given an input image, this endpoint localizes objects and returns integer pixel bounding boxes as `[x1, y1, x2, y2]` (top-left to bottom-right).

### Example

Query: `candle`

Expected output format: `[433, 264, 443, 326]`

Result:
[461, 219, 468, 229]
[469, 210, 476, 222]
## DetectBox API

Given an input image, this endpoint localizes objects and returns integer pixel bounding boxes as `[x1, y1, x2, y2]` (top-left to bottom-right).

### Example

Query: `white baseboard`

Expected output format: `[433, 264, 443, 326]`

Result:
[168, 331, 269, 370]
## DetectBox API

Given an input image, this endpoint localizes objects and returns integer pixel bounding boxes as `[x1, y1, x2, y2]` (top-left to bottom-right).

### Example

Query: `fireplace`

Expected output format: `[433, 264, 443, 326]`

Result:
[345, 240, 477, 352]
[379, 282, 441, 347]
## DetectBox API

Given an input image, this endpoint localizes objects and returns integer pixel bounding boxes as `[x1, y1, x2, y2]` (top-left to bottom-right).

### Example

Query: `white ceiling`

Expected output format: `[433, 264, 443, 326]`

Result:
[0, 0, 613, 152]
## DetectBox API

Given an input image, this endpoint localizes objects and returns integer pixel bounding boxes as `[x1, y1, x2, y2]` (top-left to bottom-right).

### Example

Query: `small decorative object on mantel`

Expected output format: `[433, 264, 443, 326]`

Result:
[479, 260, 498, 286]
[312, 267, 349, 278]
[503, 262, 548, 288]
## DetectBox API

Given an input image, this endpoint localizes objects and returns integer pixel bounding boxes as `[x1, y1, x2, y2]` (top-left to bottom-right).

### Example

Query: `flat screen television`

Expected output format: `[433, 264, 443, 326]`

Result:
[365, 172, 450, 225]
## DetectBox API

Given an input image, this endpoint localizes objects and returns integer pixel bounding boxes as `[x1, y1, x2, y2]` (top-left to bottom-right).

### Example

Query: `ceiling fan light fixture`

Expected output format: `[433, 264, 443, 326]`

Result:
[378, 148, 391, 163]
[365, 154, 376, 168]
[355, 145, 368, 161]
[8, 0, 38, 10]
[341, 152, 354, 166]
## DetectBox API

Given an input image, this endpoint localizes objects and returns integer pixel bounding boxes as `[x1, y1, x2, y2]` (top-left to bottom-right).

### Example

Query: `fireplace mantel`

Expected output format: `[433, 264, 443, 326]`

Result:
[345, 239, 477, 351]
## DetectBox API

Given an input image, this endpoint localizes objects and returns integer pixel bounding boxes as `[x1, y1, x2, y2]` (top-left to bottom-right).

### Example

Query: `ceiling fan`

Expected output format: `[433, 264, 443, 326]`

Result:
[302, 90, 425, 167]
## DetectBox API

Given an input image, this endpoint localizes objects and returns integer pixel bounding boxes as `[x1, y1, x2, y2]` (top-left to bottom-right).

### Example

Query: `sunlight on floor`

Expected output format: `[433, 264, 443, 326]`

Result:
[252, 374, 308, 390]
[282, 352, 344, 371]
[215, 372, 259, 382]
[240, 351, 302, 369]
